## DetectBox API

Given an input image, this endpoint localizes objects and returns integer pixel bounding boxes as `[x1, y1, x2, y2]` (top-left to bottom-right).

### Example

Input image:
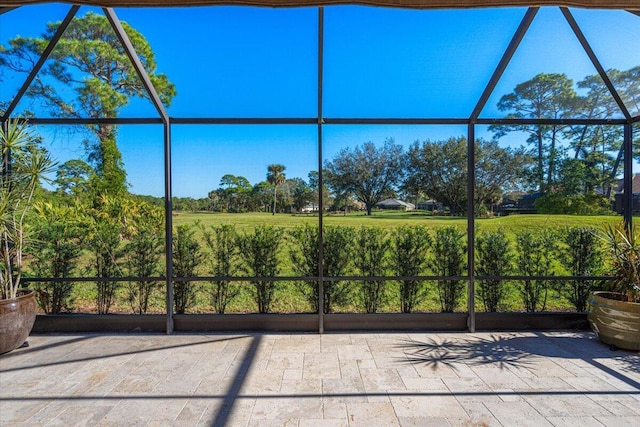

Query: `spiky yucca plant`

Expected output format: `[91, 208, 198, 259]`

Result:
[1, 119, 54, 300]
[601, 223, 640, 303]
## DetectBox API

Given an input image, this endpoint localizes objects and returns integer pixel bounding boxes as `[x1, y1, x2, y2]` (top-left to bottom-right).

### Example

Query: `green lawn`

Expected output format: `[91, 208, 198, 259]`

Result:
[172, 210, 622, 234]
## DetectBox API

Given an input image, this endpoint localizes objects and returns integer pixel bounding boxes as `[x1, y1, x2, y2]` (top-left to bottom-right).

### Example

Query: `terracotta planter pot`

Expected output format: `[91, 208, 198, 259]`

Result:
[0, 289, 37, 354]
[587, 291, 640, 351]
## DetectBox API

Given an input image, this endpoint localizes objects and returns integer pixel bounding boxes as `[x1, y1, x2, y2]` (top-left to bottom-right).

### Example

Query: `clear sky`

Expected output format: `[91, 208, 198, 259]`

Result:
[1, 5, 638, 198]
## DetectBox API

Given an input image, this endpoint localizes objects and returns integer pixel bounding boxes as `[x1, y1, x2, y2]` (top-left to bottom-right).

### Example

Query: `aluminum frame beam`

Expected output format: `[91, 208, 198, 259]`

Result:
[102, 7, 169, 124]
[470, 7, 538, 121]
[1, 5, 79, 121]
[561, 7, 632, 122]
[317, 6, 325, 334]
[21, 117, 630, 126]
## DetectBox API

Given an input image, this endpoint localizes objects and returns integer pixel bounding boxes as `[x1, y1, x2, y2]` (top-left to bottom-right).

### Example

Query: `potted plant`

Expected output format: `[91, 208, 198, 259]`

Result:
[1, 119, 53, 354]
[588, 223, 640, 351]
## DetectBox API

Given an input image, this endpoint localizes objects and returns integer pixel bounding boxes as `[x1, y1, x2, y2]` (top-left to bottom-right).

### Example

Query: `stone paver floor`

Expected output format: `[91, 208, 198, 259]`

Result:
[1, 331, 639, 426]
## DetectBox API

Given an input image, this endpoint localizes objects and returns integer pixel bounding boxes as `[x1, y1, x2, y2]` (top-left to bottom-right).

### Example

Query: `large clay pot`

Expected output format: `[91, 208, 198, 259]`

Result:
[588, 291, 640, 351]
[0, 290, 37, 354]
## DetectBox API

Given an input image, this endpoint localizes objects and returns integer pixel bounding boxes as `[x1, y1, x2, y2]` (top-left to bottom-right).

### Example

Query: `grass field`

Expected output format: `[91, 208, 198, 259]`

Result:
[172, 210, 622, 234]
[50, 211, 625, 315]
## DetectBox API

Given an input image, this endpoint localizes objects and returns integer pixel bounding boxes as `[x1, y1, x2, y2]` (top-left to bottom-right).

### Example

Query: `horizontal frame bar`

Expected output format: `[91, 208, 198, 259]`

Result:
[32, 312, 589, 334]
[19, 117, 632, 126]
[22, 275, 614, 283]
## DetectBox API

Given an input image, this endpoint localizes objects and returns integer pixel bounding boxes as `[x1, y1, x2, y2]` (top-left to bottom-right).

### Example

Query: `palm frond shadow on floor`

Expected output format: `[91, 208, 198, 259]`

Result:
[395, 332, 640, 379]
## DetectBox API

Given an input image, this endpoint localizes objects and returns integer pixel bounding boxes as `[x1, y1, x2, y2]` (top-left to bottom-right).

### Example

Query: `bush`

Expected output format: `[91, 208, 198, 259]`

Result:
[30, 202, 84, 314]
[237, 225, 285, 313]
[125, 227, 163, 314]
[559, 226, 602, 312]
[201, 224, 240, 314]
[289, 224, 355, 313]
[90, 220, 123, 315]
[390, 225, 431, 313]
[122, 200, 164, 314]
[430, 226, 466, 313]
[475, 228, 512, 312]
[515, 229, 556, 312]
[535, 193, 612, 215]
[354, 226, 389, 313]
[173, 224, 203, 314]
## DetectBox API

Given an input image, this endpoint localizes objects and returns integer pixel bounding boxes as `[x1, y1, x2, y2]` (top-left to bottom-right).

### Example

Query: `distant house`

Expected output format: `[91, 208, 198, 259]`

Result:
[300, 203, 319, 213]
[375, 199, 415, 211]
[614, 175, 640, 214]
[496, 192, 539, 215]
[416, 199, 440, 211]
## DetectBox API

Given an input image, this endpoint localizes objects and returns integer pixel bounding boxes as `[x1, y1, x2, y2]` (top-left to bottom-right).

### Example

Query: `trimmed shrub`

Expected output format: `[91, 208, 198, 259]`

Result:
[237, 225, 285, 313]
[289, 224, 355, 313]
[559, 226, 602, 312]
[515, 229, 556, 312]
[91, 220, 123, 314]
[201, 224, 240, 314]
[354, 226, 389, 313]
[430, 226, 466, 313]
[475, 228, 512, 312]
[173, 224, 203, 314]
[125, 226, 163, 314]
[30, 202, 84, 314]
[391, 225, 431, 313]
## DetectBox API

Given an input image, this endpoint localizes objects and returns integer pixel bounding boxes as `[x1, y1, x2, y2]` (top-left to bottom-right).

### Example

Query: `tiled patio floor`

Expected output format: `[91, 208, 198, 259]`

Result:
[1, 331, 639, 426]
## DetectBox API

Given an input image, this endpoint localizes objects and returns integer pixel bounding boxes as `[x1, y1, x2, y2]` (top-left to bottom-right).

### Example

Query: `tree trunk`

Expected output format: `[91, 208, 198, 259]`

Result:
[537, 130, 544, 193]
[272, 185, 277, 215]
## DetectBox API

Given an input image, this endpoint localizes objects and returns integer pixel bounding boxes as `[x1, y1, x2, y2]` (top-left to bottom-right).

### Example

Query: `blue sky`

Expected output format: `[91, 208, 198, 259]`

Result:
[1, 5, 638, 198]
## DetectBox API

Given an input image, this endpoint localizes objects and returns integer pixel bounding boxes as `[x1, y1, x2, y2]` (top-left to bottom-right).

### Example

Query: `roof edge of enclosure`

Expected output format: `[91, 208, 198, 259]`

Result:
[0, 0, 639, 11]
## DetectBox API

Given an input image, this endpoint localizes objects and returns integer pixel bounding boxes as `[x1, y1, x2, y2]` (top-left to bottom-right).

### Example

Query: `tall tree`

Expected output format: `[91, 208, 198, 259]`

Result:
[404, 137, 466, 215]
[266, 164, 286, 215]
[251, 181, 273, 213]
[404, 137, 527, 215]
[307, 170, 331, 211]
[490, 73, 576, 193]
[216, 174, 252, 212]
[54, 159, 92, 196]
[614, 66, 640, 117]
[324, 139, 403, 215]
[565, 72, 622, 196]
[288, 177, 313, 213]
[475, 140, 529, 211]
[1, 12, 176, 196]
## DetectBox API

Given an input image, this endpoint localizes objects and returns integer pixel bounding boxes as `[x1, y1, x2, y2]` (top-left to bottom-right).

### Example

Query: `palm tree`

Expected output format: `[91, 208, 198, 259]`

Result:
[266, 164, 286, 215]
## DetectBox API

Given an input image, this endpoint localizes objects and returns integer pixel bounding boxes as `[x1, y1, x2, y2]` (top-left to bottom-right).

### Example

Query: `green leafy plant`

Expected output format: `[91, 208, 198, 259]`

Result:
[125, 218, 164, 314]
[354, 226, 389, 313]
[173, 224, 203, 314]
[430, 226, 466, 313]
[201, 223, 240, 314]
[30, 202, 84, 313]
[1, 120, 54, 300]
[515, 229, 556, 312]
[237, 225, 284, 313]
[600, 223, 640, 303]
[86, 195, 134, 314]
[289, 224, 354, 313]
[89, 219, 123, 315]
[321, 226, 356, 312]
[391, 225, 431, 313]
[559, 226, 603, 312]
[476, 228, 512, 312]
